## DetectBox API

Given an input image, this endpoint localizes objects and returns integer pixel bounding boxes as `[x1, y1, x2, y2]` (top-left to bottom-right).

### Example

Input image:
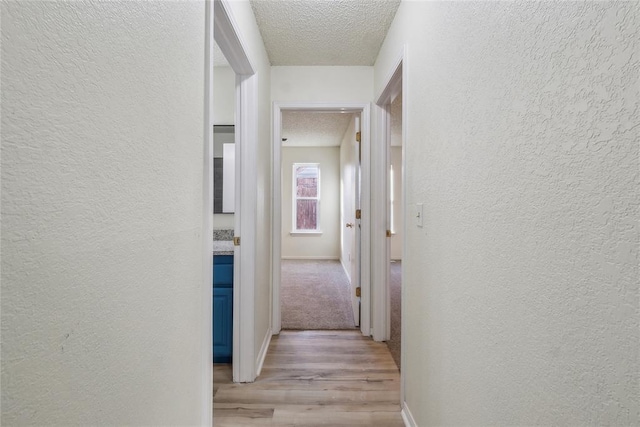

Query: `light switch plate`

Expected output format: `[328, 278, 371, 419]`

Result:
[416, 203, 424, 227]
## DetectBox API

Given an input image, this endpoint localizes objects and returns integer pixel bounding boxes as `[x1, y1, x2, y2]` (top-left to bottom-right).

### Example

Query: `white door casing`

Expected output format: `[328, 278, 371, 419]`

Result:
[203, 3, 214, 424]
[272, 102, 371, 337]
[374, 45, 407, 404]
[213, 0, 258, 384]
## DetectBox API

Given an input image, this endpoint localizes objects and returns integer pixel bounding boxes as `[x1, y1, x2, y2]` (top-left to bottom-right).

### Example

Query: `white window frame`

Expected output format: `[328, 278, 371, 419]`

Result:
[292, 163, 322, 234]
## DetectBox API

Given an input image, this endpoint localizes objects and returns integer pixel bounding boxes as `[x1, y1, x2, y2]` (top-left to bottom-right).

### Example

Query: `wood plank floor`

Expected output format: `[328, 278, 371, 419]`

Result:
[213, 330, 404, 426]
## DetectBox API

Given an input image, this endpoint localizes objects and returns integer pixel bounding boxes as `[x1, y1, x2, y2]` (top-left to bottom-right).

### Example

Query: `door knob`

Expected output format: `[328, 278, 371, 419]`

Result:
[346, 223, 354, 228]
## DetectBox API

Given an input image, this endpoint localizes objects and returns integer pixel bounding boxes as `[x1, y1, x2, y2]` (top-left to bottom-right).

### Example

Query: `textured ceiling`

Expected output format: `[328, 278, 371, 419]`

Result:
[282, 112, 354, 147]
[250, 0, 401, 66]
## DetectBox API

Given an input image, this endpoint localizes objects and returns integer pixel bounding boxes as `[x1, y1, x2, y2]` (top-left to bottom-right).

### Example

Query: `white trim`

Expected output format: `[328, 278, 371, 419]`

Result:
[289, 231, 323, 236]
[272, 102, 371, 337]
[359, 104, 372, 337]
[372, 49, 405, 343]
[255, 327, 272, 377]
[376, 49, 404, 106]
[201, 2, 214, 425]
[281, 256, 340, 261]
[271, 103, 283, 335]
[234, 72, 258, 383]
[371, 102, 389, 343]
[213, 0, 253, 75]
[401, 402, 418, 427]
[385, 107, 392, 341]
[214, 0, 258, 384]
[400, 46, 409, 408]
[374, 45, 408, 404]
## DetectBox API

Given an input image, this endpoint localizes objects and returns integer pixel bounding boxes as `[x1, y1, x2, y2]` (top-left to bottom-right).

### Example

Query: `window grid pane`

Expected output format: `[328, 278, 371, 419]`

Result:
[296, 166, 318, 197]
[294, 164, 320, 231]
[296, 199, 318, 230]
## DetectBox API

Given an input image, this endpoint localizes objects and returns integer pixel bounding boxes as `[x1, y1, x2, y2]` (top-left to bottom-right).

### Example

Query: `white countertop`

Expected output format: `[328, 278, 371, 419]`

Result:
[213, 240, 234, 255]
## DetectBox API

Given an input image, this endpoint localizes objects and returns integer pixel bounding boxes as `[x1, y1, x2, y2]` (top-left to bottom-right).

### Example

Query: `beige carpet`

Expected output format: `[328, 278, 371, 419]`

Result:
[281, 260, 356, 330]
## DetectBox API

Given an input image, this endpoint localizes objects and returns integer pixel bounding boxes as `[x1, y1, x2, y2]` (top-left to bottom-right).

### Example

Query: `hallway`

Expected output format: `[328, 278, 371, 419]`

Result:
[213, 330, 403, 426]
[3, 1, 637, 425]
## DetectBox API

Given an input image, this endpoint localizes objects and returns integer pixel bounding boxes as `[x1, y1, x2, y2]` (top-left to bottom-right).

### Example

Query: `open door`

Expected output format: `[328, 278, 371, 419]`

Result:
[341, 114, 361, 327]
[352, 115, 362, 327]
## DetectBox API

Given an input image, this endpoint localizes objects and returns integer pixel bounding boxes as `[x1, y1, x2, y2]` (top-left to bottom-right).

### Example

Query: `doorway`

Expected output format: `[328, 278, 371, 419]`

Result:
[386, 92, 403, 369]
[278, 111, 359, 330]
[272, 103, 372, 336]
[373, 47, 406, 403]
[210, 0, 258, 385]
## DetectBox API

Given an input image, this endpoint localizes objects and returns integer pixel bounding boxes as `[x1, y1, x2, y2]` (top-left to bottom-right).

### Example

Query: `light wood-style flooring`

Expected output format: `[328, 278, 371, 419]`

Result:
[213, 330, 404, 426]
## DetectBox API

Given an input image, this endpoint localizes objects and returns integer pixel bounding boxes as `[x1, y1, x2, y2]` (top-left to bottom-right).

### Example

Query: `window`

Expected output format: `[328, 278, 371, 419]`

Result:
[293, 163, 320, 232]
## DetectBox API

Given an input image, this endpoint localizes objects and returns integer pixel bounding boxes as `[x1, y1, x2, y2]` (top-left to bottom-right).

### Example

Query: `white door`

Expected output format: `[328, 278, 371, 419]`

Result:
[340, 114, 363, 327]
[352, 115, 362, 327]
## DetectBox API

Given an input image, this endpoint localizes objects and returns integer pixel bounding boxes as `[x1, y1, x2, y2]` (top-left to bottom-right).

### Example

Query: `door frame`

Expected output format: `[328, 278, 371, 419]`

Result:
[203, 3, 214, 423]
[271, 102, 372, 336]
[210, 0, 258, 387]
[373, 46, 407, 402]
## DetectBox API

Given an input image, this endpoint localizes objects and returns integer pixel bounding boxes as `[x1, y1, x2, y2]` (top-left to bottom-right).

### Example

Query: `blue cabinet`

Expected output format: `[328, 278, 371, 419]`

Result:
[213, 255, 233, 363]
[213, 287, 232, 363]
[213, 255, 233, 286]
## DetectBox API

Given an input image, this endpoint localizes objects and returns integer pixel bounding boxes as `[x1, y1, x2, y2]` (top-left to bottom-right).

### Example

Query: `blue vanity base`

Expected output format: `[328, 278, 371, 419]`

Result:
[213, 255, 233, 363]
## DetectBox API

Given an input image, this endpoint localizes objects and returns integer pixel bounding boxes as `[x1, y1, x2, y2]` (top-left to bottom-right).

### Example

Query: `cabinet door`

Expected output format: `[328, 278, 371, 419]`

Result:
[213, 287, 232, 363]
[213, 255, 233, 287]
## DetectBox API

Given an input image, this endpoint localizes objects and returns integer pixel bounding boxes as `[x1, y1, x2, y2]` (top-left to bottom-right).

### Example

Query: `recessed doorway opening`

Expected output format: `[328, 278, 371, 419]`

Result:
[271, 103, 372, 337]
[278, 111, 359, 331]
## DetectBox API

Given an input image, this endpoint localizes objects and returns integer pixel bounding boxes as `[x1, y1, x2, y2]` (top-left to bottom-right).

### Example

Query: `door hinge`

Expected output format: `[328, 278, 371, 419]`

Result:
[355, 131, 361, 143]
[355, 209, 361, 219]
[355, 287, 361, 297]
[386, 230, 392, 237]
[233, 236, 240, 246]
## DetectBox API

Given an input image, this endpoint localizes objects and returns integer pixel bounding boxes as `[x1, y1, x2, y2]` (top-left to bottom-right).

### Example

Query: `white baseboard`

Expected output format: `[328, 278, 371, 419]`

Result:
[401, 402, 417, 427]
[281, 256, 339, 260]
[255, 327, 272, 377]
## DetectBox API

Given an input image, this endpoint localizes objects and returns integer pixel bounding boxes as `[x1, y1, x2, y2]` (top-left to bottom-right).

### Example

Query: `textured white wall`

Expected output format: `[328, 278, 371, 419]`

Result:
[224, 0, 273, 367]
[282, 147, 341, 259]
[1, 2, 206, 425]
[272, 66, 373, 102]
[213, 66, 235, 126]
[376, 1, 639, 425]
